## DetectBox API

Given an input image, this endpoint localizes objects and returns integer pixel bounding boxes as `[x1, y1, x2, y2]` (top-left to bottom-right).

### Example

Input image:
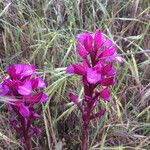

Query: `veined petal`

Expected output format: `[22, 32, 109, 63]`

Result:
[66, 64, 86, 75]
[103, 39, 113, 48]
[77, 32, 93, 52]
[69, 92, 78, 103]
[84, 33, 93, 52]
[77, 43, 88, 59]
[101, 77, 115, 86]
[21, 64, 36, 77]
[31, 77, 46, 89]
[15, 64, 24, 74]
[87, 68, 101, 84]
[100, 88, 110, 102]
[101, 63, 112, 75]
[28, 92, 48, 103]
[0, 84, 9, 96]
[18, 103, 30, 117]
[8, 64, 36, 80]
[94, 29, 103, 50]
[69, 92, 83, 112]
[7, 64, 17, 79]
[102, 47, 116, 57]
[107, 68, 116, 76]
[90, 108, 106, 119]
[40, 93, 48, 102]
[18, 80, 32, 96]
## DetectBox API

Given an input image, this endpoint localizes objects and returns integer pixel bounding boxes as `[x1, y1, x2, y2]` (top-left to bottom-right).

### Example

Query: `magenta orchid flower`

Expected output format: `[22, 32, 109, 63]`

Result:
[66, 29, 122, 150]
[0, 64, 48, 150]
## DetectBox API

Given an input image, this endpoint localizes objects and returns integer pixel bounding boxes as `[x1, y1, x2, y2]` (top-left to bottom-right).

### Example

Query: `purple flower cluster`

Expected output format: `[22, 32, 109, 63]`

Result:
[67, 30, 122, 149]
[0, 64, 48, 149]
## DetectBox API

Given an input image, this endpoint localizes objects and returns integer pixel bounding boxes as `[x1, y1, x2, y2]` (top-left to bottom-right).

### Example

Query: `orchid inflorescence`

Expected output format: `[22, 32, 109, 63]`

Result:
[67, 29, 122, 149]
[0, 64, 48, 150]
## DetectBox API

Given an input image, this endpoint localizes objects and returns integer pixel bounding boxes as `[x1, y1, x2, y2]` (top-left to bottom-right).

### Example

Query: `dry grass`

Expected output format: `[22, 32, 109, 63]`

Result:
[0, 0, 150, 149]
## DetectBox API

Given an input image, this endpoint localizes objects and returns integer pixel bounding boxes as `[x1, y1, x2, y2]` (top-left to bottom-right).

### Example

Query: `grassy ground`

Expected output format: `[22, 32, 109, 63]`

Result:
[0, 0, 150, 149]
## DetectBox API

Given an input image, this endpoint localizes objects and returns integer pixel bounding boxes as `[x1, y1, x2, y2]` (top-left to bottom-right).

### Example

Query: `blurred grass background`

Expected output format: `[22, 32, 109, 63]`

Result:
[0, 0, 150, 149]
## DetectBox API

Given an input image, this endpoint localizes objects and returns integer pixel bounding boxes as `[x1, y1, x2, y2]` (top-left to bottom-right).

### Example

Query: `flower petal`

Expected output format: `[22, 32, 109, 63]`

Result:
[31, 77, 46, 89]
[40, 93, 48, 102]
[28, 92, 48, 103]
[102, 47, 116, 57]
[66, 64, 86, 75]
[94, 29, 103, 50]
[90, 108, 106, 119]
[7, 64, 17, 79]
[18, 103, 30, 117]
[87, 68, 101, 84]
[101, 63, 112, 75]
[0, 84, 9, 96]
[103, 39, 113, 48]
[20, 64, 36, 78]
[18, 80, 32, 96]
[101, 77, 115, 86]
[77, 43, 88, 59]
[77, 32, 93, 52]
[7, 64, 36, 80]
[69, 92, 78, 103]
[100, 88, 110, 102]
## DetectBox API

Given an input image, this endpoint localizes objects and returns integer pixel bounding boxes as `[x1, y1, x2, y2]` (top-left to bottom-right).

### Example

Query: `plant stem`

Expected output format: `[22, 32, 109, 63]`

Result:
[82, 123, 88, 150]
[25, 137, 32, 150]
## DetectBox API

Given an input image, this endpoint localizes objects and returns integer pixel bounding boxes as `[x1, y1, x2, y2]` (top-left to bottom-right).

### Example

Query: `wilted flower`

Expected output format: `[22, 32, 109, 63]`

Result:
[66, 29, 122, 150]
[0, 64, 48, 150]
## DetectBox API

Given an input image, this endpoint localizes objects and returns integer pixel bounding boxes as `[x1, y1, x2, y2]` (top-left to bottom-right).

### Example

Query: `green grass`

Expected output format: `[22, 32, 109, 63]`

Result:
[0, 0, 150, 149]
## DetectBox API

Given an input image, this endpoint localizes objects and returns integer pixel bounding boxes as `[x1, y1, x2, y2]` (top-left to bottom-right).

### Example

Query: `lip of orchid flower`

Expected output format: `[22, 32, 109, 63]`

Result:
[17, 80, 33, 96]
[7, 64, 36, 80]
[86, 68, 101, 84]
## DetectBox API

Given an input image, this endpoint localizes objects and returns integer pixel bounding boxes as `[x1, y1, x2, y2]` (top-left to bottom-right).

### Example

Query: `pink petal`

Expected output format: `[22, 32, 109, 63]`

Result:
[18, 80, 32, 96]
[77, 33, 87, 44]
[87, 68, 101, 84]
[101, 63, 112, 75]
[7, 64, 17, 79]
[96, 50, 103, 59]
[15, 64, 24, 74]
[90, 108, 106, 119]
[0, 84, 9, 96]
[100, 88, 111, 102]
[102, 47, 116, 57]
[84, 33, 93, 52]
[66, 64, 86, 75]
[94, 29, 103, 50]
[32, 77, 46, 89]
[103, 39, 113, 48]
[77, 32, 93, 52]
[69, 92, 78, 103]
[21, 64, 36, 77]
[18, 103, 30, 117]
[77, 43, 88, 58]
[8, 64, 36, 79]
[107, 68, 116, 76]
[29, 92, 48, 103]
[40, 93, 48, 102]
[101, 77, 115, 86]
[69, 92, 83, 112]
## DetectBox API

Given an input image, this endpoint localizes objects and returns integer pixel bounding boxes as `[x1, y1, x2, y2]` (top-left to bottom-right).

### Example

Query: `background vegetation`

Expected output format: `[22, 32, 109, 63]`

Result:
[0, 0, 150, 149]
